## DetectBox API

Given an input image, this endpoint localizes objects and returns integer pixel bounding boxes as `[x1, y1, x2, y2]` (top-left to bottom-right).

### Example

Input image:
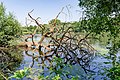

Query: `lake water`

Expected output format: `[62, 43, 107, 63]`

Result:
[1, 34, 120, 80]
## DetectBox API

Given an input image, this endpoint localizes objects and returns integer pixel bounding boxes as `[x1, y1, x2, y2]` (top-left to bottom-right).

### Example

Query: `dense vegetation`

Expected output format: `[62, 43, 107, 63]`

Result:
[0, 3, 22, 47]
[0, 3, 23, 80]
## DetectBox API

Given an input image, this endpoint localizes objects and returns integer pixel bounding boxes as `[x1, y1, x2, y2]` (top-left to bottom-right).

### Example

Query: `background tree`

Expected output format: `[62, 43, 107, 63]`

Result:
[49, 19, 61, 25]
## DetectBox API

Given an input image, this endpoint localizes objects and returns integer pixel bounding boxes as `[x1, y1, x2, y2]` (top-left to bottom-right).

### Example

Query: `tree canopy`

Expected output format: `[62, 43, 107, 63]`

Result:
[78, 0, 120, 43]
[79, 0, 120, 33]
[49, 19, 61, 25]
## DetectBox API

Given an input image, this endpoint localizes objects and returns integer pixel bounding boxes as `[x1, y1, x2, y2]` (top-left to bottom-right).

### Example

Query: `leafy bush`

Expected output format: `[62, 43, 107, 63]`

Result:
[107, 64, 120, 80]
[9, 68, 30, 79]
[0, 2, 22, 47]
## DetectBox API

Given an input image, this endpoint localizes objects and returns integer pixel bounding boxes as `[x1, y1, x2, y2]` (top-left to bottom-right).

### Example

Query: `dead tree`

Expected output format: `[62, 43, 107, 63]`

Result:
[24, 8, 96, 73]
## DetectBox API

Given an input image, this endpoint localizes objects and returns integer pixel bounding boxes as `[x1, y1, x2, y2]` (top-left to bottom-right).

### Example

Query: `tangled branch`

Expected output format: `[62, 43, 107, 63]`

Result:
[23, 8, 96, 73]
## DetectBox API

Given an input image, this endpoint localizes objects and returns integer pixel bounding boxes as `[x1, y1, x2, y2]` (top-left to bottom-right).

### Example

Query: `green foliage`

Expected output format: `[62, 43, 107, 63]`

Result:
[49, 19, 61, 25]
[22, 25, 42, 34]
[78, 0, 120, 35]
[0, 2, 22, 47]
[79, 0, 120, 18]
[37, 74, 62, 80]
[9, 68, 30, 79]
[52, 75, 61, 80]
[0, 75, 4, 80]
[107, 64, 120, 80]
[49, 57, 66, 76]
[71, 76, 79, 80]
[71, 21, 81, 32]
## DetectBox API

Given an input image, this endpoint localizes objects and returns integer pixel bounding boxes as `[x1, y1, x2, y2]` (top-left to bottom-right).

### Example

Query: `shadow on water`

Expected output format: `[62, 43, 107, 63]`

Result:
[0, 48, 23, 79]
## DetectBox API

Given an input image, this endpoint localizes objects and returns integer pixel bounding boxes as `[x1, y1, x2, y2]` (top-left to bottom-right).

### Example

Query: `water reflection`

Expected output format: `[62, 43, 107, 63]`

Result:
[0, 48, 23, 79]
[19, 45, 96, 77]
[18, 34, 99, 79]
[18, 48, 120, 79]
